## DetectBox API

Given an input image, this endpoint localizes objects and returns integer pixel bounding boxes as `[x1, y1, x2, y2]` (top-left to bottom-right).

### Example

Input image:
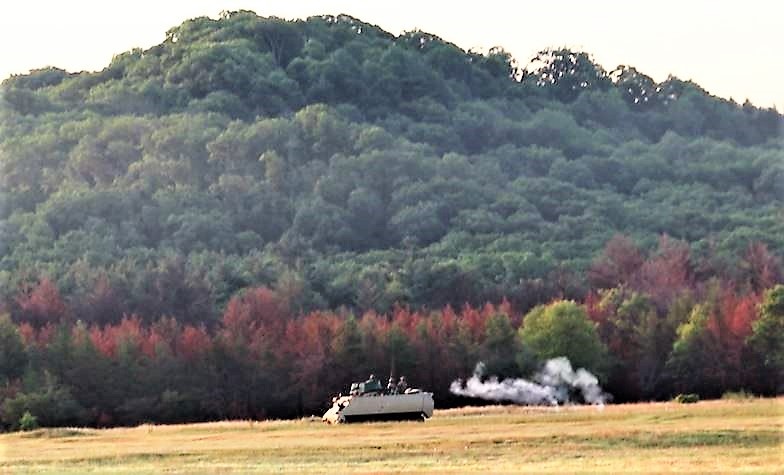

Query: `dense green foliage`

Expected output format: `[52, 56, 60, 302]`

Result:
[1, 11, 781, 320]
[0, 11, 782, 428]
[520, 301, 608, 375]
[747, 286, 784, 392]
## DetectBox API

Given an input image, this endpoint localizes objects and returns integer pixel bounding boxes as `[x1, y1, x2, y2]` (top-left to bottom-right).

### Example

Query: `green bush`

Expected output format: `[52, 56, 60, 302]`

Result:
[2, 386, 86, 429]
[674, 393, 699, 404]
[19, 411, 38, 431]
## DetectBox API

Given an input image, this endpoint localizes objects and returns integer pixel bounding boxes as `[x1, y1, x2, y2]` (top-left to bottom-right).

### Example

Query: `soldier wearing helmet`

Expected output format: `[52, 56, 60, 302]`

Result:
[364, 374, 382, 394]
[396, 376, 408, 394]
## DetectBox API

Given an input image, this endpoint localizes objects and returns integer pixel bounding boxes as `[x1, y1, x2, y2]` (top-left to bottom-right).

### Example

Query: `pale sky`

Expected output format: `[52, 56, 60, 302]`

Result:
[1, 0, 781, 110]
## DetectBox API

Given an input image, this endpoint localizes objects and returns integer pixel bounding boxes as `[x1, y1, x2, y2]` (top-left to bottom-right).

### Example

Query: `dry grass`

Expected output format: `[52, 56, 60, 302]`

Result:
[1, 398, 782, 474]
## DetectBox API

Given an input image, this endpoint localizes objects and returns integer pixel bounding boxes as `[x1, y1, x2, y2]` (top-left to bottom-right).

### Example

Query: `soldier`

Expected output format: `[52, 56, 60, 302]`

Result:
[397, 376, 408, 394]
[365, 373, 382, 394]
[386, 377, 396, 394]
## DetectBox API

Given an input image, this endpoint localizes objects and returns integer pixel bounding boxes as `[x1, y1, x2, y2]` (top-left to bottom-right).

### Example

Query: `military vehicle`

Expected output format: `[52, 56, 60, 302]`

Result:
[322, 379, 435, 423]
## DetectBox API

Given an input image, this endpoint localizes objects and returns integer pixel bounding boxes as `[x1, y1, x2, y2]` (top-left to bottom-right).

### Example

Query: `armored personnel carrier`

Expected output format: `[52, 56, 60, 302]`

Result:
[322, 379, 434, 423]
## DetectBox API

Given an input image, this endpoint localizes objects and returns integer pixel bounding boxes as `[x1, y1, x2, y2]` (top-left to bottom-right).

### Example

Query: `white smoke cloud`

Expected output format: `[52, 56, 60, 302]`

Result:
[449, 357, 610, 406]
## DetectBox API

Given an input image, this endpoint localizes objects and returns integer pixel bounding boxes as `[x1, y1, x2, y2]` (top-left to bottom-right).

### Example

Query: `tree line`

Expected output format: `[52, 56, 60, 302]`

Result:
[1, 235, 782, 430]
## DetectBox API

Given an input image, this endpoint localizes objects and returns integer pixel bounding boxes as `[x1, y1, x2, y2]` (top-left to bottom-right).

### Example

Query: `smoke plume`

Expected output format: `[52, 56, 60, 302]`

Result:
[449, 357, 609, 406]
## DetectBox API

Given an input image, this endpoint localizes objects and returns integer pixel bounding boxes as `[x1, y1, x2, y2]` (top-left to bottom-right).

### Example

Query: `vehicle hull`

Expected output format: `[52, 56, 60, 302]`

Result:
[323, 392, 434, 424]
[342, 411, 426, 423]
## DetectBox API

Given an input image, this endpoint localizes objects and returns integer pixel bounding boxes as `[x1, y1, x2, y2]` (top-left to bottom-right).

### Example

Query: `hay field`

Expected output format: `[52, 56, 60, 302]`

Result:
[1, 398, 782, 473]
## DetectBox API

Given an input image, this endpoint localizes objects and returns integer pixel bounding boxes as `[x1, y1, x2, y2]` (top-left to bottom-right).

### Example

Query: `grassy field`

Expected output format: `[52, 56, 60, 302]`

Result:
[1, 398, 781, 474]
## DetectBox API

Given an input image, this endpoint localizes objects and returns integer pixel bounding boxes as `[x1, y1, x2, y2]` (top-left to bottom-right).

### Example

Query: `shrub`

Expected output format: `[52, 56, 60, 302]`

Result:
[19, 411, 38, 431]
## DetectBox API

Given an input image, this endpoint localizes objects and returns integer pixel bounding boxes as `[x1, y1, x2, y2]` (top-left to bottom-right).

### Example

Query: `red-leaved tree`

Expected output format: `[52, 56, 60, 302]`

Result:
[588, 234, 645, 289]
[14, 277, 68, 327]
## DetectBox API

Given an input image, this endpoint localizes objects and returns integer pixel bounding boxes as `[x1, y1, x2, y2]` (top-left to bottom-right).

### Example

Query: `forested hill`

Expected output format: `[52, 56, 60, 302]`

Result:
[1, 11, 782, 322]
